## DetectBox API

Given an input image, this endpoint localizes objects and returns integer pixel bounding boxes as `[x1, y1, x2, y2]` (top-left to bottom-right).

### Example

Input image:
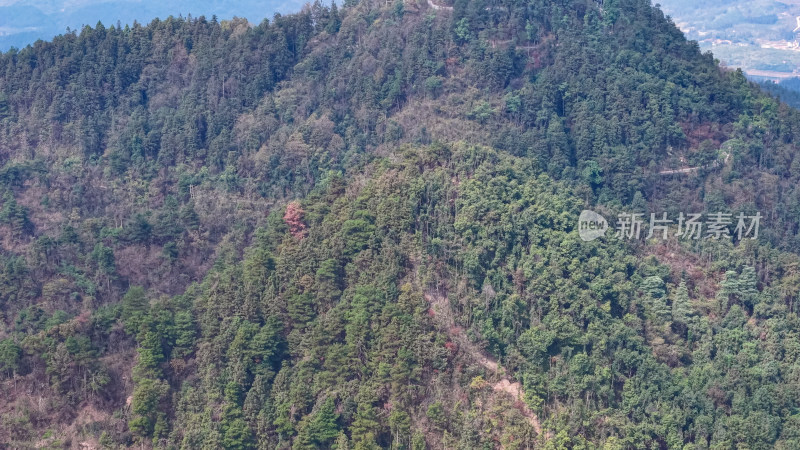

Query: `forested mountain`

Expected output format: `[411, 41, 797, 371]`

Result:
[3, 0, 800, 448]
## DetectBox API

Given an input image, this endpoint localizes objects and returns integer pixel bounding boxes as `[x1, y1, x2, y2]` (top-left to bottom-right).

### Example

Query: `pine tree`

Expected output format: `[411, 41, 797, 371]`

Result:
[350, 403, 381, 449]
[180, 202, 200, 230]
[0, 339, 21, 378]
[642, 276, 670, 324]
[307, 397, 340, 445]
[91, 243, 116, 275]
[288, 292, 315, 325]
[672, 280, 692, 325]
[172, 311, 196, 358]
[0, 92, 9, 119]
[222, 415, 255, 450]
[717, 270, 738, 314]
[0, 193, 32, 235]
[334, 431, 350, 450]
[136, 321, 165, 376]
[130, 377, 169, 440]
[739, 266, 759, 308]
[327, 1, 341, 34]
[122, 286, 149, 334]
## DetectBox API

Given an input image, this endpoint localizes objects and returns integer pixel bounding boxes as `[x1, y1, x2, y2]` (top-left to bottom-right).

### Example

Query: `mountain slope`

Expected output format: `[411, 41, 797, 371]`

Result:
[3, 0, 800, 448]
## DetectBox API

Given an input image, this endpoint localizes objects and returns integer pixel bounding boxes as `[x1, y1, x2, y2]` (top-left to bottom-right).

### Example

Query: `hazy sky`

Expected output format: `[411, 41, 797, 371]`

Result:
[0, 0, 307, 50]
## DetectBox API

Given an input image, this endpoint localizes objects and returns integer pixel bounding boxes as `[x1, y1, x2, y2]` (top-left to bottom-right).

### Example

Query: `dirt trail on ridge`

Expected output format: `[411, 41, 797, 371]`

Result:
[425, 291, 542, 436]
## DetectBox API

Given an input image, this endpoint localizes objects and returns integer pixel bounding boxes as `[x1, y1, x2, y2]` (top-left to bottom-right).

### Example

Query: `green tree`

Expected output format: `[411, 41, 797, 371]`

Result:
[0, 193, 32, 235]
[739, 266, 759, 309]
[307, 397, 340, 445]
[0, 338, 21, 378]
[454, 18, 471, 43]
[0, 92, 9, 119]
[672, 280, 692, 326]
[172, 311, 196, 358]
[121, 286, 149, 334]
[130, 377, 170, 440]
[222, 414, 255, 450]
[91, 243, 116, 275]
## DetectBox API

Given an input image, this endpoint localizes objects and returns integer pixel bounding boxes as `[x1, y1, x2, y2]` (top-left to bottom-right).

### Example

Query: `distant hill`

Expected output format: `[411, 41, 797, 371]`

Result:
[759, 77, 800, 108]
[0, 0, 305, 50]
[657, 0, 800, 75]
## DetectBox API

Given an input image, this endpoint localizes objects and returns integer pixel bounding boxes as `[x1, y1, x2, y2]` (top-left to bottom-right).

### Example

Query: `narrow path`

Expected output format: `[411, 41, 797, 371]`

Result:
[488, 39, 512, 48]
[486, 39, 538, 51]
[658, 166, 700, 175]
[658, 151, 730, 175]
[425, 291, 543, 436]
[427, 0, 453, 10]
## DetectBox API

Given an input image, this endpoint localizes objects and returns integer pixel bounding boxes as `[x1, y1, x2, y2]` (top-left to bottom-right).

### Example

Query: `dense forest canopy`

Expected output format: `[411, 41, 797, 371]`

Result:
[2, 0, 800, 448]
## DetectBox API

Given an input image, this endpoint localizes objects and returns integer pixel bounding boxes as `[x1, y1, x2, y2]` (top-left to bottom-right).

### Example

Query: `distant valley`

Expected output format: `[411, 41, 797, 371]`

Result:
[657, 0, 800, 81]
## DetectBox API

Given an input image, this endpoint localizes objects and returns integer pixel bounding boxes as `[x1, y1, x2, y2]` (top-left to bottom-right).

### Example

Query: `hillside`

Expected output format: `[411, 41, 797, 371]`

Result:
[2, 0, 800, 448]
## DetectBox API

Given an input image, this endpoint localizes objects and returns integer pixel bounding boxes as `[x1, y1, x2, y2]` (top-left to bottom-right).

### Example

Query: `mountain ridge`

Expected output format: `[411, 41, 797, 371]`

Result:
[2, 0, 800, 447]
[0, 0, 305, 50]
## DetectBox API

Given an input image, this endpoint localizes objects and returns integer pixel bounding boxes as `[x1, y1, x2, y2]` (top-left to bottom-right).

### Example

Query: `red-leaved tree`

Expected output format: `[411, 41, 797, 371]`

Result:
[284, 201, 307, 239]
